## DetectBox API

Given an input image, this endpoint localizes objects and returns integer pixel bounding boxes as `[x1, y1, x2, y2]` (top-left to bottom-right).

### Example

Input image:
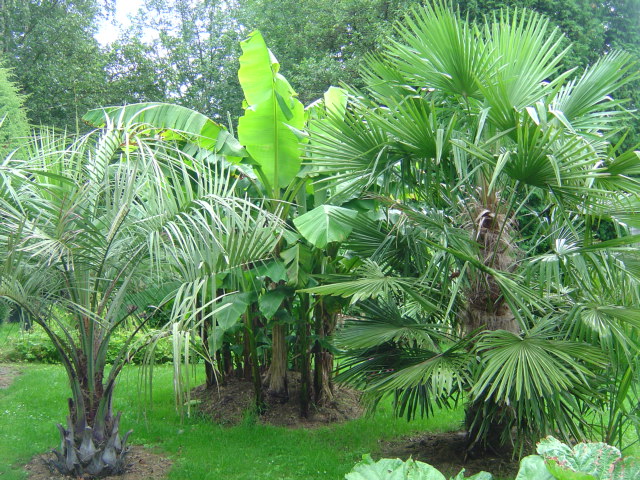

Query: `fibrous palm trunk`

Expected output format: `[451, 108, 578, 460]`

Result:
[464, 200, 519, 453]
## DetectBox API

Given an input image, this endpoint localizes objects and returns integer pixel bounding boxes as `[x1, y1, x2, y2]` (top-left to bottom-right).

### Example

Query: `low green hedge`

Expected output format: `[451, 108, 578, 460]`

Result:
[0, 323, 173, 365]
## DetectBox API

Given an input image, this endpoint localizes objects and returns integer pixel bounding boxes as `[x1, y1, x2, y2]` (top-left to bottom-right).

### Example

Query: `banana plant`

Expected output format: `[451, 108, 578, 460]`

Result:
[236, 31, 358, 406]
[235, 30, 306, 401]
[83, 101, 247, 158]
[80, 30, 363, 418]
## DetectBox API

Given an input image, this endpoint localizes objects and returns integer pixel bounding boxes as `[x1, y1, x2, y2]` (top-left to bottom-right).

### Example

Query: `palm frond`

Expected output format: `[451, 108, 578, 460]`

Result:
[472, 328, 605, 403]
[550, 50, 638, 134]
[389, 2, 492, 100]
[481, 8, 569, 130]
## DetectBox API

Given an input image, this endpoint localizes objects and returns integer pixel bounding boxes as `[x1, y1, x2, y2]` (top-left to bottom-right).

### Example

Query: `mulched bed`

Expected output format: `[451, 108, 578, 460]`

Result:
[377, 430, 521, 478]
[192, 372, 364, 427]
[24, 446, 172, 480]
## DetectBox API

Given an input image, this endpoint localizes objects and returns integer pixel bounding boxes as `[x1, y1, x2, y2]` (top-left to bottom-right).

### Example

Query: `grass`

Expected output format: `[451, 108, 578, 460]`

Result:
[1, 321, 636, 479]
[0, 363, 463, 480]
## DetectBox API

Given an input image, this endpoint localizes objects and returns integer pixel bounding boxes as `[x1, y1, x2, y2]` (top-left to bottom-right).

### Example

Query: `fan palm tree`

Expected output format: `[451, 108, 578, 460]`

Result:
[304, 3, 640, 452]
[0, 121, 283, 476]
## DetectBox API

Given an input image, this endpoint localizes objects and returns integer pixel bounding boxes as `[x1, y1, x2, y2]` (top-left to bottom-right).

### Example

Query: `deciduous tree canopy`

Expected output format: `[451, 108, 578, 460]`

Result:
[2, 1, 638, 138]
[0, 63, 28, 156]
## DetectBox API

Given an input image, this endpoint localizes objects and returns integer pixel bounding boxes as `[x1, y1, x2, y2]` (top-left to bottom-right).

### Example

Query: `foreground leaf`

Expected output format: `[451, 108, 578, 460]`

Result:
[345, 455, 446, 480]
[515, 455, 554, 480]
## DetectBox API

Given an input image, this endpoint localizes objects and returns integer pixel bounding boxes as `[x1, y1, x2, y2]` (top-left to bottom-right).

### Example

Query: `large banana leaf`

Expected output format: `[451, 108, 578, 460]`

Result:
[293, 204, 358, 248]
[237, 31, 305, 193]
[280, 243, 313, 287]
[83, 102, 247, 157]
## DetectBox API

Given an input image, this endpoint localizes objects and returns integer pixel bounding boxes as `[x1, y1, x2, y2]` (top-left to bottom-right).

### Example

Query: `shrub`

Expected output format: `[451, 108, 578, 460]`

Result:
[0, 300, 11, 324]
[0, 322, 173, 365]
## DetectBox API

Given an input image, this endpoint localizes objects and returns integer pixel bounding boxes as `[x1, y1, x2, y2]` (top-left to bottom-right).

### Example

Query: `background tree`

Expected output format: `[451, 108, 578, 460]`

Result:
[102, 38, 169, 108]
[0, 1, 118, 130]
[0, 62, 28, 156]
[238, 0, 415, 106]
[122, 0, 417, 122]
[3, 0, 637, 139]
[123, 0, 244, 123]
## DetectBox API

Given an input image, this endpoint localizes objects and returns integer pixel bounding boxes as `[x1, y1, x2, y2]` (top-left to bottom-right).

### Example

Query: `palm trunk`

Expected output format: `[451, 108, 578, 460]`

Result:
[245, 305, 264, 412]
[464, 199, 519, 452]
[464, 301, 516, 454]
[202, 319, 216, 388]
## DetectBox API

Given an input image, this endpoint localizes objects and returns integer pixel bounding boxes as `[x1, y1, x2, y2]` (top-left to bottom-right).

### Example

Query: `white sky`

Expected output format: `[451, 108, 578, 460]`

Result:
[95, 0, 144, 45]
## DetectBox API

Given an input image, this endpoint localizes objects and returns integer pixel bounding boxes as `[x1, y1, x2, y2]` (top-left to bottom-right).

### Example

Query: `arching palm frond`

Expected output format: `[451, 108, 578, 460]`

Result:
[336, 299, 453, 351]
[306, 101, 395, 203]
[302, 259, 438, 311]
[365, 342, 473, 420]
[334, 297, 473, 419]
[550, 51, 638, 135]
[472, 328, 604, 403]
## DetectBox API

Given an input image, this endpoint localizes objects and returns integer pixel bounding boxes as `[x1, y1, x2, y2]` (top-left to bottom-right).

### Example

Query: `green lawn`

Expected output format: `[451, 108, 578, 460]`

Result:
[1, 321, 636, 480]
[0, 363, 463, 480]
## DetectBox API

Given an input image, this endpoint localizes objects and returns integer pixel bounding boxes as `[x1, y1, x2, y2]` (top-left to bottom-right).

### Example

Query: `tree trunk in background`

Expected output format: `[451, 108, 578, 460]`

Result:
[313, 300, 335, 405]
[202, 318, 216, 388]
[245, 305, 264, 412]
[265, 323, 288, 400]
[298, 293, 311, 417]
[242, 328, 252, 380]
[222, 342, 233, 379]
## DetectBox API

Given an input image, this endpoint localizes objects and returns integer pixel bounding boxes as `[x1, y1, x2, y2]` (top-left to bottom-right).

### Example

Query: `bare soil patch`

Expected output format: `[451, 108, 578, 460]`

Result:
[192, 372, 363, 427]
[0, 363, 20, 389]
[377, 431, 520, 478]
[24, 445, 172, 480]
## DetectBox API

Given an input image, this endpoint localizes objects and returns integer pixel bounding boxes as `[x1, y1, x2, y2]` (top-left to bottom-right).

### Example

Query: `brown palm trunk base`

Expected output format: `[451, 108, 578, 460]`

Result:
[265, 322, 288, 400]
